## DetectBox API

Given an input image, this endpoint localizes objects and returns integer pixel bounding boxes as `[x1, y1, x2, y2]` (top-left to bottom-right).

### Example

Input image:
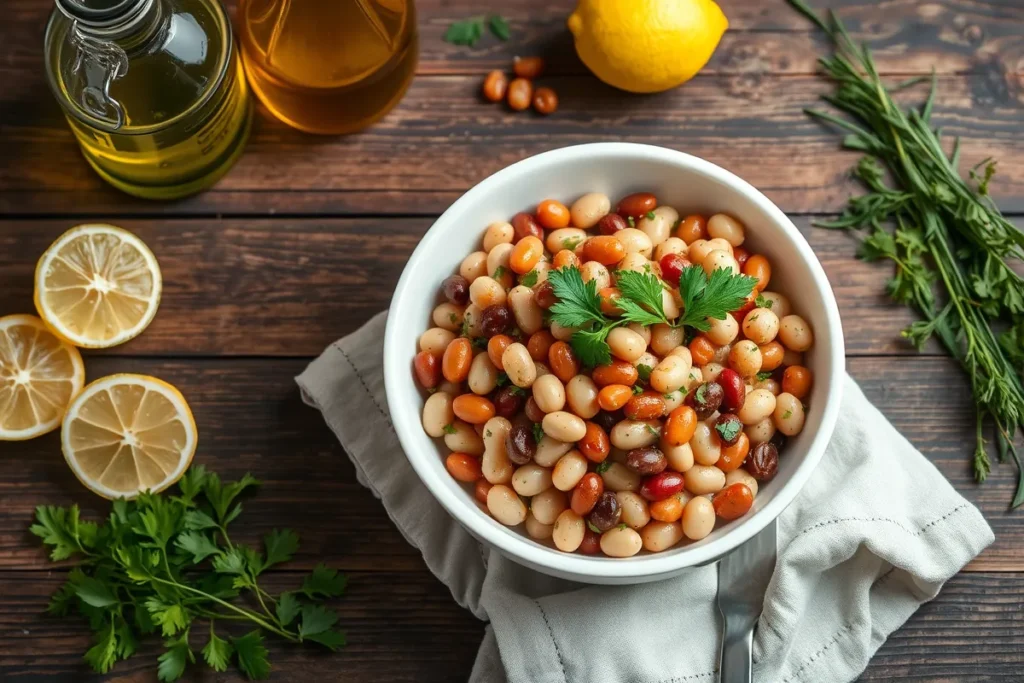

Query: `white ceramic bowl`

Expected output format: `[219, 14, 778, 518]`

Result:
[384, 143, 844, 584]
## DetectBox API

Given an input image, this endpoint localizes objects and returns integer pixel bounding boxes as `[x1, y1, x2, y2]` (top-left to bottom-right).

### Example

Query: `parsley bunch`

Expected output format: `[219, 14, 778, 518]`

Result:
[443, 15, 510, 46]
[30, 467, 346, 680]
[547, 265, 756, 367]
[791, 0, 1024, 505]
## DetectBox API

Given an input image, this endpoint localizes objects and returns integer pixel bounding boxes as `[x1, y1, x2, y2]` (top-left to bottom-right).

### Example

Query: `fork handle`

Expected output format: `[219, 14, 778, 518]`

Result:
[719, 618, 753, 683]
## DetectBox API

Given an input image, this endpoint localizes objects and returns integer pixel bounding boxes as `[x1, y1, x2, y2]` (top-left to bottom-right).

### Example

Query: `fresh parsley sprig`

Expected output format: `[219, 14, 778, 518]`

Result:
[30, 467, 347, 681]
[443, 15, 510, 46]
[677, 266, 758, 331]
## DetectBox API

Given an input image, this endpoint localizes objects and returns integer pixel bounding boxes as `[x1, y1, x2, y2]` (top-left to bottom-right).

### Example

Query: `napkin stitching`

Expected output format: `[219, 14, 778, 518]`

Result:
[534, 600, 569, 683]
[335, 343, 398, 437]
[656, 669, 717, 682]
[793, 503, 970, 540]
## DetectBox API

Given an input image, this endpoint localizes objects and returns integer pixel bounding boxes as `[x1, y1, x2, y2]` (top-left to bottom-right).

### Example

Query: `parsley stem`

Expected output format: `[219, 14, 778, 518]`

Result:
[149, 576, 298, 642]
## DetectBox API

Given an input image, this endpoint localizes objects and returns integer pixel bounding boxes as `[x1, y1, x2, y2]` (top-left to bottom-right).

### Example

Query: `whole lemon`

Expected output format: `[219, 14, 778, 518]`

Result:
[567, 0, 728, 93]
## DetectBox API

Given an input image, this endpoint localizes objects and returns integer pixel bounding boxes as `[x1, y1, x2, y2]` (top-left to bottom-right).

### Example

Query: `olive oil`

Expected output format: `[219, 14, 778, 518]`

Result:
[45, 0, 252, 200]
[238, 0, 417, 135]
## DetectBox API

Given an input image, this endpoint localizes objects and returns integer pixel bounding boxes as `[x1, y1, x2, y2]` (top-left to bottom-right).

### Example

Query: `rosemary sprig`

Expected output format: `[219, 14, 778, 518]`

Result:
[790, 0, 1024, 506]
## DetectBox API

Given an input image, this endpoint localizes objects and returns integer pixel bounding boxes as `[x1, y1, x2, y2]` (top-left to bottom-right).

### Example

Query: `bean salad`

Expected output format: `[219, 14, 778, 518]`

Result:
[414, 191, 814, 558]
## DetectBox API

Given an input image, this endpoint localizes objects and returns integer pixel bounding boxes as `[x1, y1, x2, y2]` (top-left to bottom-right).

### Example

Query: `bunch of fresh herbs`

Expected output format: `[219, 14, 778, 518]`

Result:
[443, 15, 510, 46]
[547, 265, 757, 367]
[789, 0, 1024, 506]
[30, 466, 346, 680]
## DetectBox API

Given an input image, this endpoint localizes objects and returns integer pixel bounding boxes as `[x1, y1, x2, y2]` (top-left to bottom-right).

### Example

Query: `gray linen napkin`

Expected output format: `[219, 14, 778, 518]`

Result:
[297, 312, 994, 683]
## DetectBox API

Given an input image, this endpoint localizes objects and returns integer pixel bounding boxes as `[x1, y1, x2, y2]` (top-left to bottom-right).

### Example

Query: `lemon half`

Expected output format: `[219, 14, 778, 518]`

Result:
[62, 374, 197, 499]
[35, 224, 162, 348]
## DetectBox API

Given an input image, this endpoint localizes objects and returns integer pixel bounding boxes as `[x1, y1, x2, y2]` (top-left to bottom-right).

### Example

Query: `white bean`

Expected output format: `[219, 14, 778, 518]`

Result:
[570, 192, 611, 229]
[422, 392, 455, 438]
[552, 450, 588, 491]
[468, 352, 499, 395]
[469, 276, 506, 308]
[705, 237, 735, 256]
[419, 327, 456, 355]
[654, 236, 688, 262]
[508, 285, 543, 335]
[706, 314, 739, 345]
[542, 411, 587, 442]
[633, 351, 659, 372]
[550, 320, 577, 342]
[641, 521, 684, 552]
[432, 302, 464, 332]
[565, 375, 600, 419]
[462, 304, 484, 337]
[610, 420, 660, 450]
[687, 239, 713, 264]
[707, 213, 746, 247]
[529, 260, 552, 284]
[684, 366, 704, 391]
[779, 315, 814, 352]
[614, 228, 653, 257]
[684, 464, 726, 495]
[445, 419, 485, 456]
[742, 308, 780, 345]
[661, 288, 681, 319]
[460, 251, 488, 282]
[486, 243, 514, 278]
[487, 484, 527, 526]
[663, 390, 685, 412]
[546, 228, 588, 255]
[650, 323, 685, 356]
[689, 422, 721, 466]
[627, 322, 652, 345]
[637, 208, 674, 246]
[758, 291, 791, 318]
[600, 462, 642, 492]
[524, 513, 554, 540]
[682, 496, 716, 540]
[534, 436, 573, 467]
[580, 260, 611, 290]
[738, 389, 777, 425]
[512, 464, 553, 497]
[725, 468, 759, 498]
[532, 374, 566, 414]
[615, 491, 651, 529]
[501, 343, 537, 388]
[600, 526, 643, 557]
[702, 362, 725, 383]
[617, 252, 651, 275]
[483, 221, 514, 252]
[552, 509, 585, 552]
[774, 392, 806, 436]
[663, 442, 694, 472]
[607, 327, 648, 362]
[651, 354, 689, 393]
[530, 487, 568, 525]
[755, 378, 781, 395]
[728, 340, 763, 379]
[702, 249, 739, 276]
[481, 417, 513, 483]
[745, 417, 776, 444]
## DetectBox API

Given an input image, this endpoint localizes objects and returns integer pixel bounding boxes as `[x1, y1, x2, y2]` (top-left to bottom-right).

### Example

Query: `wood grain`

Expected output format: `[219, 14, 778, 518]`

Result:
[0, 355, 1019, 573]
[0, 215, 998, 356]
[1, 571, 1021, 681]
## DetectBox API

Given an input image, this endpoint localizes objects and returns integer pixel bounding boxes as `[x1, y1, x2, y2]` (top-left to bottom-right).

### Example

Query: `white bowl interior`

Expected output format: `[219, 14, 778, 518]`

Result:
[384, 143, 844, 583]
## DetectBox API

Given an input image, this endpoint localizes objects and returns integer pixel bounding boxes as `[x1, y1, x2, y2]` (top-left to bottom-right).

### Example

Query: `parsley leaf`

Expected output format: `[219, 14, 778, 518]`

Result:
[631, 384, 643, 395]
[304, 629, 347, 651]
[157, 630, 194, 682]
[488, 14, 511, 41]
[756, 371, 773, 381]
[202, 626, 234, 672]
[443, 18, 484, 46]
[715, 420, 742, 442]
[521, 270, 539, 287]
[493, 265, 508, 280]
[636, 363, 653, 382]
[677, 266, 758, 331]
[615, 270, 672, 326]
[569, 326, 614, 367]
[644, 423, 661, 437]
[755, 294, 773, 309]
[276, 593, 301, 626]
[586, 521, 602, 533]
[782, 409, 793, 419]
[31, 504, 91, 560]
[301, 564, 348, 599]
[174, 531, 221, 564]
[595, 460, 612, 474]
[299, 604, 339, 638]
[442, 423, 457, 435]
[263, 529, 299, 570]
[547, 267, 605, 329]
[233, 631, 271, 680]
[85, 622, 118, 674]
[532, 422, 546, 444]
[645, 211, 656, 220]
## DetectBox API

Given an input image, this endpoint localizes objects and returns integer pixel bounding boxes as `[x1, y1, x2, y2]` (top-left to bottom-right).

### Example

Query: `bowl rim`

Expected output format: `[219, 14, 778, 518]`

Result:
[384, 142, 845, 579]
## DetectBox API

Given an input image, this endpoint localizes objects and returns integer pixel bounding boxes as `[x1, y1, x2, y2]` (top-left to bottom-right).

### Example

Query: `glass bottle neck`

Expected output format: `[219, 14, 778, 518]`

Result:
[59, 0, 166, 52]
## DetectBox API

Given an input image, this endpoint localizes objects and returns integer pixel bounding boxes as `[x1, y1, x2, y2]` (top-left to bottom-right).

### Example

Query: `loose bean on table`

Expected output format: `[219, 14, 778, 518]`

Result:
[481, 71, 508, 102]
[506, 78, 533, 111]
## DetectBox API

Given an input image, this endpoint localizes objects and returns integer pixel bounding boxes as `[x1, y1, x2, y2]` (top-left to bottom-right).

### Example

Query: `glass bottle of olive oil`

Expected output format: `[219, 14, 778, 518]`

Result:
[44, 0, 252, 200]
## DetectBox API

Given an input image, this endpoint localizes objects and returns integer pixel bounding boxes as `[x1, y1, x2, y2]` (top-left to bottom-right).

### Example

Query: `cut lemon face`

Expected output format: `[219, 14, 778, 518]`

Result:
[35, 224, 162, 348]
[0, 315, 85, 441]
[62, 374, 197, 499]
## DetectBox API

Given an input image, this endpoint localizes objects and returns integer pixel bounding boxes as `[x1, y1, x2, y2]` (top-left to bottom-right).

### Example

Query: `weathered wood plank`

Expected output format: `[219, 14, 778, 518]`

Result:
[2, 75, 1021, 215]
[0, 215, 998, 356]
[0, 355, 1019, 573]
[0, 571, 1021, 681]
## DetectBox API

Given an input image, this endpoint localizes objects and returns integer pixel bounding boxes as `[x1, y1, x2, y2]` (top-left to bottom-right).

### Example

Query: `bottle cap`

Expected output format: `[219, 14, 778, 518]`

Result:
[55, 0, 147, 28]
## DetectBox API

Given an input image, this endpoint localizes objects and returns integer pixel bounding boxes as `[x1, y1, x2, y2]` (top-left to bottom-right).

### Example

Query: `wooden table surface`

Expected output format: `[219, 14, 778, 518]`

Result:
[2, 0, 1023, 680]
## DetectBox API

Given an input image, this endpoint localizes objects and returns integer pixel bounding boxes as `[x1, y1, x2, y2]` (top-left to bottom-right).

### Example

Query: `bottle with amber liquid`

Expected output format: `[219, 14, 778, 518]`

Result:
[45, 0, 253, 200]
[237, 0, 417, 134]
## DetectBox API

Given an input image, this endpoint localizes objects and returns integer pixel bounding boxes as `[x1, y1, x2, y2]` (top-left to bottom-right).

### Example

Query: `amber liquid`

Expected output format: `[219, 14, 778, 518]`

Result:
[238, 0, 417, 134]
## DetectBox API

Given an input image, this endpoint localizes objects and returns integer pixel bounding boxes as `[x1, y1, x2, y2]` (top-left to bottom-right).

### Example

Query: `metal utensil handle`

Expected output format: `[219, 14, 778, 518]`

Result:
[719, 618, 753, 683]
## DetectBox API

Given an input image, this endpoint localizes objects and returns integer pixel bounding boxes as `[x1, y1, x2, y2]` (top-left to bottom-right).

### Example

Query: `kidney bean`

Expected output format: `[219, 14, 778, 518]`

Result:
[533, 87, 558, 115]
[552, 249, 580, 270]
[414, 351, 441, 389]
[597, 213, 628, 235]
[481, 70, 508, 102]
[504, 421, 537, 465]
[442, 275, 470, 306]
[747, 442, 779, 480]
[713, 483, 754, 520]
[523, 397, 544, 423]
[624, 392, 666, 420]
[769, 431, 788, 451]
[506, 77, 533, 111]
[588, 491, 622, 531]
[649, 495, 684, 523]
[511, 212, 543, 241]
[492, 386, 524, 418]
[577, 422, 610, 463]
[626, 447, 667, 475]
[534, 280, 558, 309]
[571, 472, 604, 515]
[592, 360, 639, 387]
[685, 381, 724, 420]
[480, 304, 512, 337]
[486, 334, 512, 369]
[526, 330, 555, 362]
[582, 236, 626, 265]
[617, 192, 657, 218]
[453, 395, 496, 424]
[442, 338, 473, 383]
[689, 335, 715, 366]
[578, 528, 602, 555]
[513, 55, 546, 79]
[446, 453, 483, 482]
[474, 478, 492, 504]
[732, 247, 750, 269]
[663, 405, 697, 447]
[659, 253, 692, 286]
[547, 341, 579, 383]
[718, 432, 749, 473]
[640, 471, 685, 501]
[597, 384, 632, 411]
[592, 410, 621, 433]
[675, 214, 707, 243]
[716, 368, 745, 412]
[713, 413, 743, 446]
